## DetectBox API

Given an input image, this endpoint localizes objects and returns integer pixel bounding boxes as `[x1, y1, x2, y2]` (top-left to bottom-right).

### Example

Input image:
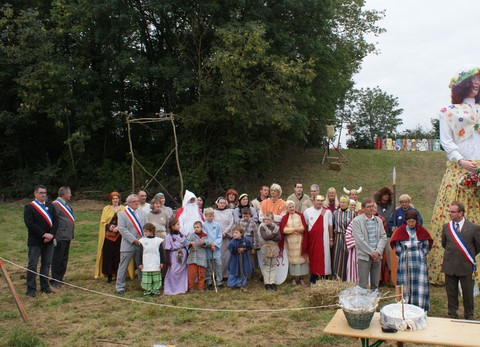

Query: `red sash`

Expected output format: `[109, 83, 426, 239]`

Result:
[30, 201, 53, 228]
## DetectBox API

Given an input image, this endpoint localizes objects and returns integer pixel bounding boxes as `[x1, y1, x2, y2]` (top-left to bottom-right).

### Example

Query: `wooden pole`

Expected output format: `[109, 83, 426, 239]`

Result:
[0, 260, 28, 322]
[126, 113, 135, 193]
[170, 113, 184, 201]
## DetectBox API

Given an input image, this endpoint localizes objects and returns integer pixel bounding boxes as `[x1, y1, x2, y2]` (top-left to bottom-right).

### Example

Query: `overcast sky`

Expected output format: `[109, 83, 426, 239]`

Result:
[353, 0, 480, 135]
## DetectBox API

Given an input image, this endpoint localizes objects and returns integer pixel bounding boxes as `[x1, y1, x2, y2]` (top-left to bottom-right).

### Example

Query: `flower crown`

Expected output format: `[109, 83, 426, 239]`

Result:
[449, 66, 480, 89]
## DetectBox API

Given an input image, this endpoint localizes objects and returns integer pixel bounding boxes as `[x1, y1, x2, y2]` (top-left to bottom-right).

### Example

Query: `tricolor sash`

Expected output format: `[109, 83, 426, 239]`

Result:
[448, 221, 476, 274]
[53, 200, 75, 225]
[125, 207, 143, 237]
[30, 201, 53, 228]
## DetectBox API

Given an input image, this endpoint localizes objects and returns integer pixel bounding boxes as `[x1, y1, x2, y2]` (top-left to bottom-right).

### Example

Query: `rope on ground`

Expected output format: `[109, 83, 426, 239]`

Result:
[0, 256, 397, 313]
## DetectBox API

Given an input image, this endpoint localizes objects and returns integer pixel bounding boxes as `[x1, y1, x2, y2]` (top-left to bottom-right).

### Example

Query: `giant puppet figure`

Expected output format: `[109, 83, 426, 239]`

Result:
[428, 66, 480, 285]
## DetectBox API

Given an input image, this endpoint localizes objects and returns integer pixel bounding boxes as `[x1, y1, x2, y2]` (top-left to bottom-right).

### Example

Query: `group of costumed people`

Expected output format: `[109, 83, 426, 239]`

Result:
[92, 184, 367, 293]
[90, 181, 429, 302]
[87, 65, 480, 316]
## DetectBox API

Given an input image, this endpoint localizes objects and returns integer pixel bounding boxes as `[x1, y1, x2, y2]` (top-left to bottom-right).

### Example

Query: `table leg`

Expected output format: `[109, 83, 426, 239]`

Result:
[360, 338, 385, 347]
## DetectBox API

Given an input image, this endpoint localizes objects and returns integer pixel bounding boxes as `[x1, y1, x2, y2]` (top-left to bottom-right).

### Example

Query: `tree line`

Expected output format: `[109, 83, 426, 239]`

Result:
[0, 0, 385, 199]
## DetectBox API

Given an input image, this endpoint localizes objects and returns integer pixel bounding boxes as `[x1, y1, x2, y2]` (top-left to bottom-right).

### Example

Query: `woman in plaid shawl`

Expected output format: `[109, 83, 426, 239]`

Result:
[390, 210, 433, 312]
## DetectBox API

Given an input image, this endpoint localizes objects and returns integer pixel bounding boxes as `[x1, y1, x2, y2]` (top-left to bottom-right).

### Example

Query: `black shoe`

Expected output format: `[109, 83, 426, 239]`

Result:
[107, 275, 113, 283]
[207, 284, 214, 291]
[272, 284, 277, 291]
[117, 290, 126, 295]
[265, 284, 270, 290]
[50, 281, 61, 288]
[41, 287, 54, 294]
[26, 291, 36, 298]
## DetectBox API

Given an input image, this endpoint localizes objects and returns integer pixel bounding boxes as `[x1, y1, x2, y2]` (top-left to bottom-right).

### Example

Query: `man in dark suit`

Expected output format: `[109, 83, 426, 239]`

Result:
[115, 194, 147, 294]
[24, 184, 58, 297]
[51, 186, 75, 288]
[442, 201, 480, 319]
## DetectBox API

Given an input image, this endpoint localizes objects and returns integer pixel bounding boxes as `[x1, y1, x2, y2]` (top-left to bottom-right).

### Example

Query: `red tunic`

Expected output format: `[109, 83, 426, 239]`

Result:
[306, 210, 331, 275]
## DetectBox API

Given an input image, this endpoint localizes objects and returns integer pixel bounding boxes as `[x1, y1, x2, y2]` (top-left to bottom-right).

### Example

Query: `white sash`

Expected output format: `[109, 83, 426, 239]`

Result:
[125, 207, 143, 237]
[53, 200, 75, 225]
[448, 221, 476, 273]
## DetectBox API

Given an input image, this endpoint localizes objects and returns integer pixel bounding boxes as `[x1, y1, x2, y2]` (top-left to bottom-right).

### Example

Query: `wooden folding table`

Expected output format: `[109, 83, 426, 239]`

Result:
[324, 309, 480, 347]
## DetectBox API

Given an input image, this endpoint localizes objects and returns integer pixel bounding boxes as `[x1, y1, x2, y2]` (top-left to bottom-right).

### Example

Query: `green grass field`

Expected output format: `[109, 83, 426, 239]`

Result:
[1, 149, 478, 346]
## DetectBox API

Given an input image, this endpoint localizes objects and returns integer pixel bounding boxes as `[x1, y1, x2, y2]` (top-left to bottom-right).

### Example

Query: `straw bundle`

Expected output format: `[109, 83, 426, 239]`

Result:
[306, 280, 355, 308]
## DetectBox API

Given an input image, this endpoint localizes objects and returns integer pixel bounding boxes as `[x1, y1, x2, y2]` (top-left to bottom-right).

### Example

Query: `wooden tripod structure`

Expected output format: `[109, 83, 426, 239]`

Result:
[124, 111, 184, 202]
[0, 260, 28, 322]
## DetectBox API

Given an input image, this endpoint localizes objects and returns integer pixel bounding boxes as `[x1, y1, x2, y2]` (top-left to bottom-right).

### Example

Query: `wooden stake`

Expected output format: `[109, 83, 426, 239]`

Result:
[395, 284, 405, 320]
[0, 260, 28, 322]
[394, 284, 402, 302]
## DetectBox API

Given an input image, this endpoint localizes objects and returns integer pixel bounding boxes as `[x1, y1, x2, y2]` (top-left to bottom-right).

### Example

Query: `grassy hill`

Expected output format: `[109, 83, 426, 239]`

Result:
[247, 148, 445, 227]
[0, 149, 456, 347]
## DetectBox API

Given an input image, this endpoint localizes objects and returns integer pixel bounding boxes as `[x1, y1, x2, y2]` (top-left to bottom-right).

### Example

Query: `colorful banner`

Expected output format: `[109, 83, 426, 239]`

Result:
[375, 138, 442, 151]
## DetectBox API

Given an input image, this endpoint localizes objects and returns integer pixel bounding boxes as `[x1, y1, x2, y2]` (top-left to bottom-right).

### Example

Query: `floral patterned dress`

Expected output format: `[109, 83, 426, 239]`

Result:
[428, 101, 480, 285]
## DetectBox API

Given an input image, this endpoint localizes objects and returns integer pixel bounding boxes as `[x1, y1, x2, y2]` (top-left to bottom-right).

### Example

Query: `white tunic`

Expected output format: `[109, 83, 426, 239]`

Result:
[139, 237, 163, 272]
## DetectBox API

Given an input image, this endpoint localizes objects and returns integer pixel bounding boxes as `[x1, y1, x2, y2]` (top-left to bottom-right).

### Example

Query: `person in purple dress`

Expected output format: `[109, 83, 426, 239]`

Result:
[163, 218, 188, 295]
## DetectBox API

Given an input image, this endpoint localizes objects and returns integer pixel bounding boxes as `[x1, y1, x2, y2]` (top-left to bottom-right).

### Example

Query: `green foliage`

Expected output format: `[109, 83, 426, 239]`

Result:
[0, 1, 385, 197]
[397, 118, 440, 139]
[5, 162, 62, 198]
[344, 87, 403, 148]
[93, 159, 131, 193]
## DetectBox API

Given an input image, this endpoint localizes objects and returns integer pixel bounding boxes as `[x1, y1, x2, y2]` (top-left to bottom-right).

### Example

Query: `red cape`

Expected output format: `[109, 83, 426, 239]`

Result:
[279, 212, 309, 257]
[390, 224, 433, 249]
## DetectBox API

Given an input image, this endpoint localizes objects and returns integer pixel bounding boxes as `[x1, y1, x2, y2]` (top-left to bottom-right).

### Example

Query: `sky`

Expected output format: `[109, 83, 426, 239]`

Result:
[344, 0, 480, 145]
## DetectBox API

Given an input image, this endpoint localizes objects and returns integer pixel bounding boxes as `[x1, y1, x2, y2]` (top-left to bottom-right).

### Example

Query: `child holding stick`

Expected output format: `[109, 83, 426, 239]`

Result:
[227, 225, 253, 291]
[203, 208, 223, 290]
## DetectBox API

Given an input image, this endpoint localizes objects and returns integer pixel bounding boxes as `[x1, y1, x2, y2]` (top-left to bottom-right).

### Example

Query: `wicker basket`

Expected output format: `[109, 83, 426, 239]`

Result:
[342, 307, 376, 330]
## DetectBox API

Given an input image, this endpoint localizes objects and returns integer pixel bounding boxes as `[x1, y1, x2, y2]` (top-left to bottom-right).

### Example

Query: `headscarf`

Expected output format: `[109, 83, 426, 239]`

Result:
[238, 193, 248, 204]
[215, 196, 227, 210]
[237, 193, 250, 218]
[154, 192, 165, 199]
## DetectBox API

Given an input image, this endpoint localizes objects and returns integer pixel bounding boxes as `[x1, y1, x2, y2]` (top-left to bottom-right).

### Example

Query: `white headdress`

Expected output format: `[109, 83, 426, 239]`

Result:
[343, 187, 362, 195]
